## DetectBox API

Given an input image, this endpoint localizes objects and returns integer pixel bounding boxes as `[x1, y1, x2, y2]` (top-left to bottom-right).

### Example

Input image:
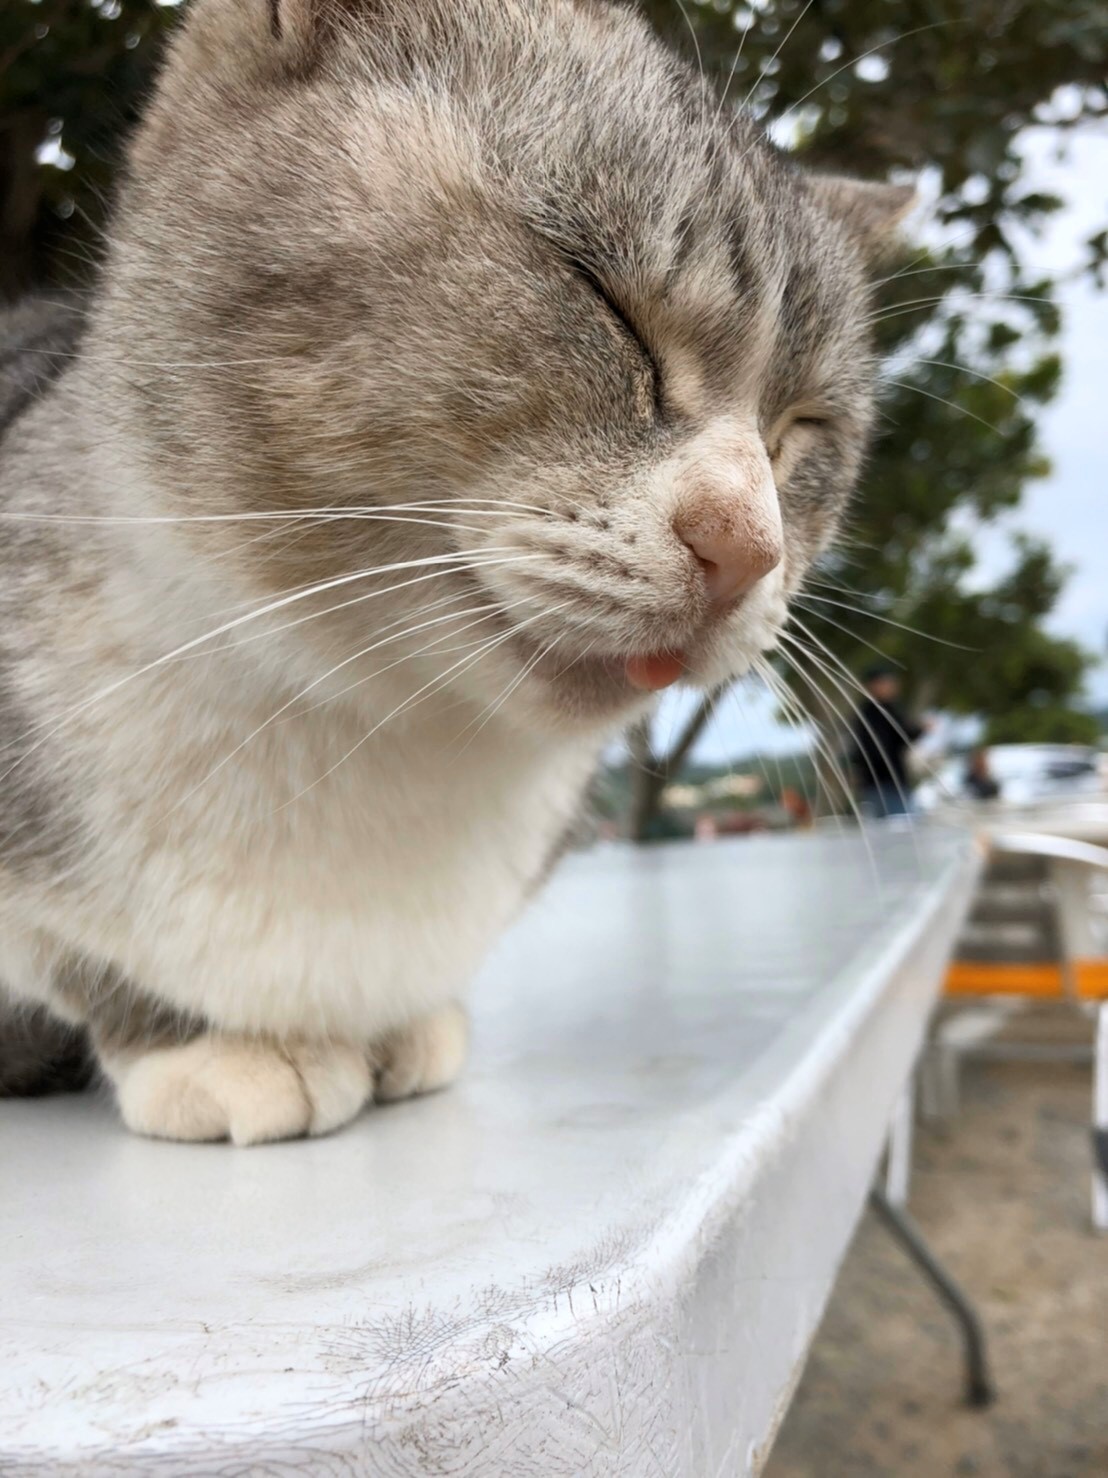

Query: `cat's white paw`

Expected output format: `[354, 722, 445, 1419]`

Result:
[374, 1001, 469, 1103]
[110, 1035, 372, 1145]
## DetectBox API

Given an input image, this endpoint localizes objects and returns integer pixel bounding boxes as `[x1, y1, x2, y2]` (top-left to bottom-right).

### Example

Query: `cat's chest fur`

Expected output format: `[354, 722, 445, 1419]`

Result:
[65, 668, 600, 1039]
[2, 353, 601, 1047]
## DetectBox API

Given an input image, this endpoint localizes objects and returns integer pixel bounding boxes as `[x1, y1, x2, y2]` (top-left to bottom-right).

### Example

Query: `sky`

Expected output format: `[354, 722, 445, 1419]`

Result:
[977, 127, 1108, 694]
[673, 123, 1108, 767]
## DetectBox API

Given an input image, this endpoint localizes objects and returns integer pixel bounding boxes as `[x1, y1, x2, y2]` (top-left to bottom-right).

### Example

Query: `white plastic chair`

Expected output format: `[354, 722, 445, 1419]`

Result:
[988, 833, 1108, 1231]
[888, 831, 1108, 1232]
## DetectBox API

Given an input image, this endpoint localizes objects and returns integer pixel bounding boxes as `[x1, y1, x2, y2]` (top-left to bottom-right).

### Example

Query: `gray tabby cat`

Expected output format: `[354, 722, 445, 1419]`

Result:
[0, 0, 912, 1142]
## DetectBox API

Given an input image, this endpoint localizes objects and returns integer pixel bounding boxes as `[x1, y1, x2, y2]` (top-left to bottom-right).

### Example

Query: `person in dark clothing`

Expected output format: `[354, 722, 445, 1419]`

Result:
[849, 662, 924, 818]
[964, 746, 1001, 801]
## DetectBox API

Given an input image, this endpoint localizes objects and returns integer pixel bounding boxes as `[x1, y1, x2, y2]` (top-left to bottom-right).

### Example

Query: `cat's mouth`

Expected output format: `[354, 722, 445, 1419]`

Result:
[493, 570, 789, 721]
[504, 633, 697, 718]
[622, 652, 688, 691]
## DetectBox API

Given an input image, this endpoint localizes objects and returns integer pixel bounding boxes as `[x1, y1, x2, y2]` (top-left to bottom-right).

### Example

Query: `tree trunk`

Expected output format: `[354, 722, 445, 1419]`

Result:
[626, 691, 720, 842]
[0, 113, 44, 303]
[626, 717, 662, 843]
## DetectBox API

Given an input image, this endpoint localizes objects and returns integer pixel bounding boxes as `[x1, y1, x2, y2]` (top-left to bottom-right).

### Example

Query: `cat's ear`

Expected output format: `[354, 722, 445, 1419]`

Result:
[809, 175, 918, 262]
[265, 0, 367, 60]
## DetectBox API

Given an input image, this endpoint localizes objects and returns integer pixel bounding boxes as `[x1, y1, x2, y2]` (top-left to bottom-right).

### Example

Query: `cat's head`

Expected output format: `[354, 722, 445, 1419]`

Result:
[105, 0, 913, 731]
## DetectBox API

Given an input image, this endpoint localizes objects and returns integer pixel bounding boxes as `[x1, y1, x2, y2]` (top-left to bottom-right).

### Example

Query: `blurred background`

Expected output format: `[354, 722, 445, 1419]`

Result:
[3, 3, 1107, 1472]
[2, 0, 1106, 843]
[624, 0, 1108, 843]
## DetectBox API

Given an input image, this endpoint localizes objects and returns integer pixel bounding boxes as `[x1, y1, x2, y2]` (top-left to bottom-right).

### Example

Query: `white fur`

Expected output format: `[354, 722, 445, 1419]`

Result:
[375, 1001, 470, 1102]
[109, 1035, 373, 1144]
[0, 0, 896, 1142]
[102, 1005, 469, 1145]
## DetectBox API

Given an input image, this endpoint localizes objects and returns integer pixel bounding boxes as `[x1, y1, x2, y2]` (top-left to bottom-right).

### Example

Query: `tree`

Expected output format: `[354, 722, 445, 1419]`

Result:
[3, 0, 1103, 827]
[626, 695, 719, 842]
[626, 0, 1106, 835]
[0, 0, 179, 301]
[984, 704, 1101, 746]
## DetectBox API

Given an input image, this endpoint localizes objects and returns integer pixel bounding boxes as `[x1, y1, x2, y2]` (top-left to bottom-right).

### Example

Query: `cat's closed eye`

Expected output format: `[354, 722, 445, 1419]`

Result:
[768, 414, 830, 465]
[570, 259, 661, 414]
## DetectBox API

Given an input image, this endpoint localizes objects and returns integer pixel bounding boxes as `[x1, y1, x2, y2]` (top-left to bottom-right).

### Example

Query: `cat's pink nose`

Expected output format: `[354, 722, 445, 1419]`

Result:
[674, 490, 783, 606]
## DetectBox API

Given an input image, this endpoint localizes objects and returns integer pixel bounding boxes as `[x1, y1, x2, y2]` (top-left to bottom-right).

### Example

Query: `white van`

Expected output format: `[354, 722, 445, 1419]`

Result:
[916, 743, 1103, 810]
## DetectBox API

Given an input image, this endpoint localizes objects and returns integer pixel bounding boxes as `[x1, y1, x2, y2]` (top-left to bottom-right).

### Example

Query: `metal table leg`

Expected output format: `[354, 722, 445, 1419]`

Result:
[1095, 1003, 1108, 1234]
[884, 1081, 915, 1207]
[869, 1186, 995, 1407]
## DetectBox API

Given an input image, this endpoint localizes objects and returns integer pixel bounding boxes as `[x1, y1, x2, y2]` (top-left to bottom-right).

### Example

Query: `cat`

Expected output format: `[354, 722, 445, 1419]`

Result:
[0, 0, 913, 1143]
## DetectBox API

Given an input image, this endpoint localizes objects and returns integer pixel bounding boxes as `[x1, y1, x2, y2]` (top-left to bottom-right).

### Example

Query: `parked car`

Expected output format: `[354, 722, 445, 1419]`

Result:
[916, 743, 1104, 811]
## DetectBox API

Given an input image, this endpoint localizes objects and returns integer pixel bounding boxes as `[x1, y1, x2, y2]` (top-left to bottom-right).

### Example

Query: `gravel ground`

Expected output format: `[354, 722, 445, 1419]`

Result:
[766, 1007, 1108, 1478]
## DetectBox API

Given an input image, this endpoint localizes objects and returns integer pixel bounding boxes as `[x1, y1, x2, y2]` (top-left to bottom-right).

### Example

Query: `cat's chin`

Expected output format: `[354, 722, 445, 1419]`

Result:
[500, 635, 758, 732]
[504, 644, 651, 726]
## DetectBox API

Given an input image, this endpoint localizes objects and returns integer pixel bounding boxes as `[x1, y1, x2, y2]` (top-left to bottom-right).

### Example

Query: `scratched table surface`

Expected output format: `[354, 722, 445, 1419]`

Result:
[0, 828, 977, 1478]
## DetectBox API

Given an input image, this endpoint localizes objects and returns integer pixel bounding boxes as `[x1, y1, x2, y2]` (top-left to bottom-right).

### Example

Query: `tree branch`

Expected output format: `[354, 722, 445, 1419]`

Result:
[658, 687, 722, 782]
[626, 688, 724, 842]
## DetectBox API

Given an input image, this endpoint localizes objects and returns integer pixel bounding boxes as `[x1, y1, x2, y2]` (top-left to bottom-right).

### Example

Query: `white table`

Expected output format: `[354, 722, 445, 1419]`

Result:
[933, 797, 1108, 862]
[932, 798, 1108, 973]
[0, 829, 977, 1477]
[977, 799, 1108, 847]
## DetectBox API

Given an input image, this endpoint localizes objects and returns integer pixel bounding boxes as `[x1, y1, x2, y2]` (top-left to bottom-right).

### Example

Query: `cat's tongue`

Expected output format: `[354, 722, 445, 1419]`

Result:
[624, 652, 687, 692]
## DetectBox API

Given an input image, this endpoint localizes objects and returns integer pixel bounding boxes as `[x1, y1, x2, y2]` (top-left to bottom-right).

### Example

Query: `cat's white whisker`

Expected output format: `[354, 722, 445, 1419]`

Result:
[671, 0, 706, 91]
[784, 616, 920, 753]
[768, 646, 882, 883]
[285, 594, 538, 718]
[737, 0, 818, 116]
[886, 358, 1026, 404]
[275, 601, 573, 811]
[794, 591, 975, 651]
[883, 377, 1007, 436]
[711, 5, 753, 126]
[179, 584, 483, 662]
[449, 625, 585, 755]
[871, 258, 982, 292]
[784, 662, 907, 883]
[749, 661, 822, 828]
[185, 553, 541, 659]
[0, 552, 539, 770]
[759, 664, 844, 830]
[778, 627, 919, 846]
[866, 291, 1055, 326]
[723, 678, 783, 820]
[790, 596, 902, 668]
[156, 600, 522, 818]
[0, 497, 554, 526]
[774, 20, 961, 126]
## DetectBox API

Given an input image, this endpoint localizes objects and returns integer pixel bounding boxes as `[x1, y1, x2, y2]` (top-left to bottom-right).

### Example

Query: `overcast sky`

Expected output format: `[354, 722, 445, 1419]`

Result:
[980, 127, 1108, 694]
[676, 123, 1108, 766]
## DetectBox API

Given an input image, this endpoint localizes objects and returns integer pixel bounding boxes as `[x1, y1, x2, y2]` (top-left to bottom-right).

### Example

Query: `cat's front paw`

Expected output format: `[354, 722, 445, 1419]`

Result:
[109, 1035, 372, 1146]
[373, 1001, 469, 1103]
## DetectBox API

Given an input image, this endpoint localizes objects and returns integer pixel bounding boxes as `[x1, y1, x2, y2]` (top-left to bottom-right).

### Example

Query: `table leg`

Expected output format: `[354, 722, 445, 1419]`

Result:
[869, 1186, 995, 1407]
[1094, 1002, 1108, 1234]
[884, 1081, 915, 1207]
[1050, 858, 1098, 998]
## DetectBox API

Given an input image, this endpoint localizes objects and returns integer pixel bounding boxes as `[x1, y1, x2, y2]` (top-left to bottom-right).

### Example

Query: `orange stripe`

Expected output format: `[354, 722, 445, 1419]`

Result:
[945, 959, 1108, 999]
[1076, 960, 1108, 1000]
[945, 962, 1064, 998]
